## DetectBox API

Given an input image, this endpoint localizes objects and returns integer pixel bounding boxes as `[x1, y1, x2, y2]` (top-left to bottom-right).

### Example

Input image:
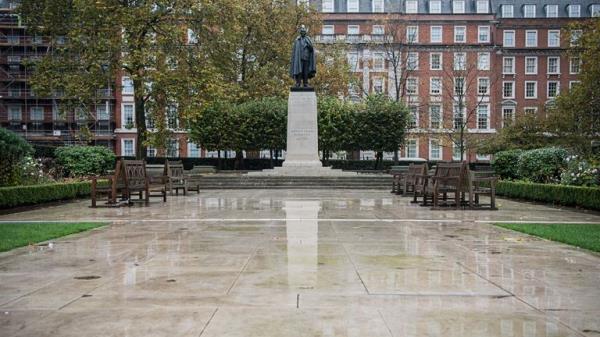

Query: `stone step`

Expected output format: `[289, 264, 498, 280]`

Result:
[193, 174, 393, 189]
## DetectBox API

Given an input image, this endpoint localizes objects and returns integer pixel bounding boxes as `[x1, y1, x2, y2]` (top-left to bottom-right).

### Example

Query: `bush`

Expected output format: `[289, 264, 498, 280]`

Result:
[0, 128, 34, 186]
[516, 147, 568, 183]
[0, 181, 94, 209]
[55, 146, 116, 177]
[560, 156, 600, 187]
[492, 149, 524, 180]
[496, 180, 600, 210]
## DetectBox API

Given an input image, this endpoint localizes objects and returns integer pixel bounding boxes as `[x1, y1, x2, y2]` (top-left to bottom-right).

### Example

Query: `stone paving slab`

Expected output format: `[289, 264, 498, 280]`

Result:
[0, 190, 599, 337]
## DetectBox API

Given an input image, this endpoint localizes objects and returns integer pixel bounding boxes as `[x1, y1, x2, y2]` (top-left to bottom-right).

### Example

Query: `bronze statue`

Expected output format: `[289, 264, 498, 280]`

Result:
[290, 25, 316, 88]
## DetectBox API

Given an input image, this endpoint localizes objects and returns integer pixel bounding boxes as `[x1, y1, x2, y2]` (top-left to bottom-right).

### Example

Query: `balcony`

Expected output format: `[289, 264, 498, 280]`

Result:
[315, 34, 391, 44]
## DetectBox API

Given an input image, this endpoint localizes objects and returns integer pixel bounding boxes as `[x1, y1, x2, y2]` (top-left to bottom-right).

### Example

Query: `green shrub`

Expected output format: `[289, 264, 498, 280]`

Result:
[560, 156, 600, 187]
[492, 149, 524, 180]
[516, 147, 568, 183]
[0, 128, 34, 186]
[55, 146, 116, 177]
[496, 180, 600, 210]
[0, 181, 94, 209]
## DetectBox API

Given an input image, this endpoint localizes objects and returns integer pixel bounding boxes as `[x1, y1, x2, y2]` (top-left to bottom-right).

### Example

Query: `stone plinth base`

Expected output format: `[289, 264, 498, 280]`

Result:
[247, 166, 356, 177]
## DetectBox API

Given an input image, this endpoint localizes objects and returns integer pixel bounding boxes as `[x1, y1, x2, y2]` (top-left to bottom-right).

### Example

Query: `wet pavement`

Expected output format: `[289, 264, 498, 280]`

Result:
[0, 190, 599, 337]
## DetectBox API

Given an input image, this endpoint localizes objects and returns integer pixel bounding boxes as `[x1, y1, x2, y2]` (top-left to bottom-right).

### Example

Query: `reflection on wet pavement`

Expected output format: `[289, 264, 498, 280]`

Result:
[0, 190, 599, 336]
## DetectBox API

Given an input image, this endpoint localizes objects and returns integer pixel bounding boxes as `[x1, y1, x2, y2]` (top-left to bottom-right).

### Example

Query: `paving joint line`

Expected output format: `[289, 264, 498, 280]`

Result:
[225, 242, 262, 295]
[198, 307, 219, 337]
[377, 309, 395, 337]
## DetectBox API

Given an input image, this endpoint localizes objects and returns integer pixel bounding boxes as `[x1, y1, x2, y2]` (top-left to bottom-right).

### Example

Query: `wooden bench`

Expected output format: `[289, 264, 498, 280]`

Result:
[390, 166, 409, 194]
[424, 162, 468, 210]
[403, 163, 427, 198]
[165, 160, 188, 195]
[467, 169, 498, 210]
[90, 160, 128, 207]
[122, 160, 167, 205]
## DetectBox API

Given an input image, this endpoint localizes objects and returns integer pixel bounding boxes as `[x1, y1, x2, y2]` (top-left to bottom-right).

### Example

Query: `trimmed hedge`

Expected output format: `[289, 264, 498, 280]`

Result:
[496, 180, 600, 211]
[0, 181, 93, 209]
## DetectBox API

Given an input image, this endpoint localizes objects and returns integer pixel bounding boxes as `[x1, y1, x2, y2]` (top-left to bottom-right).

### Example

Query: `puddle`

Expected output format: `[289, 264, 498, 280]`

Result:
[74, 276, 101, 280]
[166, 279, 176, 283]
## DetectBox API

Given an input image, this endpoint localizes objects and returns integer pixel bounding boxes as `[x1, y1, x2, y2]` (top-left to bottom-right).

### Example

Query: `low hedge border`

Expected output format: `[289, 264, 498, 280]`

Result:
[0, 181, 94, 209]
[496, 180, 600, 211]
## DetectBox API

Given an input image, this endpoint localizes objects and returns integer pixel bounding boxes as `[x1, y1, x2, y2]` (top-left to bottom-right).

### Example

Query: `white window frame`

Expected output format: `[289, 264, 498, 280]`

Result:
[502, 4, 514, 18]
[429, 139, 442, 160]
[478, 77, 490, 96]
[502, 57, 515, 74]
[525, 81, 538, 99]
[347, 52, 359, 71]
[452, 143, 465, 161]
[477, 104, 490, 130]
[476, 0, 489, 13]
[547, 81, 560, 98]
[372, 25, 384, 35]
[525, 30, 538, 48]
[405, 0, 418, 13]
[478, 26, 490, 43]
[570, 30, 582, 47]
[453, 0, 465, 14]
[429, 105, 442, 129]
[503, 81, 515, 99]
[407, 52, 419, 70]
[430, 77, 442, 95]
[121, 103, 135, 127]
[503, 30, 515, 47]
[347, 25, 360, 36]
[570, 57, 581, 74]
[373, 52, 385, 71]
[454, 26, 466, 43]
[406, 77, 419, 95]
[372, 0, 384, 12]
[407, 26, 419, 43]
[592, 4, 600, 17]
[548, 30, 560, 48]
[478, 52, 490, 71]
[122, 76, 134, 95]
[373, 77, 385, 94]
[569, 81, 581, 89]
[347, 0, 359, 12]
[502, 106, 515, 126]
[8, 105, 22, 121]
[322, 0, 334, 12]
[454, 52, 466, 71]
[524, 4, 536, 18]
[408, 105, 419, 128]
[430, 52, 442, 70]
[430, 26, 442, 43]
[524, 107, 538, 115]
[187, 29, 198, 44]
[547, 56, 560, 74]
[322, 25, 334, 35]
[525, 56, 538, 75]
[406, 139, 419, 158]
[188, 142, 201, 158]
[546, 5, 558, 18]
[568, 5, 581, 17]
[430, 0, 442, 14]
[121, 138, 135, 157]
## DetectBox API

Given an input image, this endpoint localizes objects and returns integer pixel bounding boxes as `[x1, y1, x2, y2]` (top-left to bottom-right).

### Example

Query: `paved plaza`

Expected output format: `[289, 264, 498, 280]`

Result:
[1, 190, 599, 337]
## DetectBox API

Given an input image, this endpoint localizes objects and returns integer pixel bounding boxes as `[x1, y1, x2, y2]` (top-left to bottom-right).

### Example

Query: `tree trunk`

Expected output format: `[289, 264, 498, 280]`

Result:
[269, 149, 273, 169]
[217, 150, 222, 170]
[393, 150, 399, 165]
[133, 77, 147, 160]
[235, 151, 244, 170]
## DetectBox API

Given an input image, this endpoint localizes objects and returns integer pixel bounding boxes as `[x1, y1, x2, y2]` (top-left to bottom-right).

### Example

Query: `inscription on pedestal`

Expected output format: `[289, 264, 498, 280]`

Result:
[284, 90, 321, 167]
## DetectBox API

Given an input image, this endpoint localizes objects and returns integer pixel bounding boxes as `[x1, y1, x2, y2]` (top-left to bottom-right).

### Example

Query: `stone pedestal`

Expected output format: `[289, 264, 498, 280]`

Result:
[248, 88, 355, 177]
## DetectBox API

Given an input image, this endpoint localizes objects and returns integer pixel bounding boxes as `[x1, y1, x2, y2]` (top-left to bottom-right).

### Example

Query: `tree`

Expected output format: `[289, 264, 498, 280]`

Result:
[311, 44, 359, 98]
[318, 96, 357, 164]
[19, 0, 226, 159]
[547, 20, 600, 158]
[188, 100, 235, 170]
[478, 113, 553, 155]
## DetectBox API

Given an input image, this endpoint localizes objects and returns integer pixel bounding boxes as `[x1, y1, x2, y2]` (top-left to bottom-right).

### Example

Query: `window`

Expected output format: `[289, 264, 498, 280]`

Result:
[8, 86, 20, 97]
[524, 4, 536, 18]
[372, 25, 384, 35]
[347, 25, 360, 35]
[407, 52, 419, 70]
[347, 0, 359, 12]
[546, 5, 558, 17]
[454, 52, 466, 70]
[408, 105, 418, 128]
[503, 57, 515, 74]
[503, 81, 515, 98]
[525, 57, 538, 74]
[147, 147, 157, 158]
[592, 4, 600, 17]
[407, 26, 418, 43]
[32, 35, 42, 44]
[502, 106, 515, 125]
[430, 52, 442, 70]
[405, 0, 417, 13]
[372, 52, 385, 70]
[548, 30, 560, 47]
[96, 103, 110, 120]
[476, 153, 491, 161]
[547, 56, 560, 74]
[167, 139, 179, 158]
[430, 139, 442, 160]
[568, 5, 581, 17]
[476, 0, 489, 13]
[373, 0, 384, 12]
[526, 30, 538, 47]
[478, 53, 490, 70]
[122, 77, 134, 95]
[406, 77, 418, 95]
[167, 105, 178, 129]
[454, 26, 466, 43]
[122, 104, 134, 127]
[503, 30, 515, 47]
[430, 105, 442, 129]
[322, 25, 334, 35]
[430, 0, 441, 13]
[347, 52, 359, 71]
[478, 78, 489, 96]
[547, 81, 559, 98]
[569, 81, 581, 89]
[430, 26, 442, 43]
[570, 30, 582, 46]
[122, 139, 135, 157]
[430, 77, 442, 95]
[188, 142, 200, 158]
[373, 77, 384, 93]
[406, 139, 418, 158]
[30, 106, 44, 121]
[453, 0, 465, 14]
[477, 104, 490, 129]
[570, 57, 581, 74]
[502, 5, 514, 17]
[478, 26, 490, 43]
[8, 106, 22, 121]
[187, 29, 197, 44]
[524, 107, 538, 114]
[322, 0, 334, 12]
[453, 104, 465, 129]
[525, 81, 537, 99]
[454, 77, 465, 95]
[452, 143, 465, 161]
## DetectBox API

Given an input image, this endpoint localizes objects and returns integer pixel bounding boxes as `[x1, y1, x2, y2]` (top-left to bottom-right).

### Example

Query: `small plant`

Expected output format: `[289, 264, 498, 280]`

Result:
[492, 149, 523, 180]
[517, 147, 568, 183]
[0, 128, 33, 186]
[20, 156, 53, 185]
[561, 156, 600, 187]
[54, 146, 116, 177]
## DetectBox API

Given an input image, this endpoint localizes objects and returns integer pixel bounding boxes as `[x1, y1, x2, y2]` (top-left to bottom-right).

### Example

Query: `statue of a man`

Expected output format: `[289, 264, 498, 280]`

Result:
[290, 25, 316, 88]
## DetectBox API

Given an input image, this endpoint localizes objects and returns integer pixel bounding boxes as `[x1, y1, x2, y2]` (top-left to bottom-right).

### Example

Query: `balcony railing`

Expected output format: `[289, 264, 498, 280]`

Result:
[315, 34, 391, 44]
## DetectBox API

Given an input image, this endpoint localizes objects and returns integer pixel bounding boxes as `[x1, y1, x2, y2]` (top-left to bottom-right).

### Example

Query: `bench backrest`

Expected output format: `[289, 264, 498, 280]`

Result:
[166, 160, 185, 178]
[433, 162, 467, 188]
[122, 160, 148, 190]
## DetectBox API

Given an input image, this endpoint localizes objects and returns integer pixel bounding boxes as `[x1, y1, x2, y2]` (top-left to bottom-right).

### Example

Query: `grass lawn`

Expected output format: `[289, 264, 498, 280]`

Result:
[0, 222, 107, 252]
[495, 223, 600, 253]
